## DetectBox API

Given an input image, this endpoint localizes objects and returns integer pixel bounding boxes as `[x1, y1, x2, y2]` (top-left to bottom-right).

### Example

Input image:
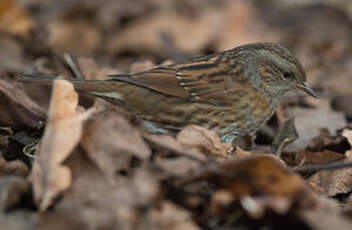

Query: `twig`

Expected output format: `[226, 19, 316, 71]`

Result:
[293, 160, 352, 173]
[62, 53, 83, 79]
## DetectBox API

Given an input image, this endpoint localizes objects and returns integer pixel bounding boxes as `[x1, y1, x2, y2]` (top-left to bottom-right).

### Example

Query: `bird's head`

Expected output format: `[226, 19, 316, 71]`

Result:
[247, 43, 318, 98]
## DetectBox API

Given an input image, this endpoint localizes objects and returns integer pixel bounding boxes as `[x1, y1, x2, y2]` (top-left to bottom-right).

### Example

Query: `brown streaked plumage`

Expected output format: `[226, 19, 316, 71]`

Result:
[19, 43, 317, 145]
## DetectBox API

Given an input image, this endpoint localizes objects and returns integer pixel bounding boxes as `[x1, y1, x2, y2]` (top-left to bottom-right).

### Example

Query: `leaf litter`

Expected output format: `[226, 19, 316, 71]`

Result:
[1, 0, 352, 229]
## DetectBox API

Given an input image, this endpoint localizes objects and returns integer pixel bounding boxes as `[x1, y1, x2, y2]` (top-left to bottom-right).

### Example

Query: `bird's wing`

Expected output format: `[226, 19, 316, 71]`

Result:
[108, 53, 246, 106]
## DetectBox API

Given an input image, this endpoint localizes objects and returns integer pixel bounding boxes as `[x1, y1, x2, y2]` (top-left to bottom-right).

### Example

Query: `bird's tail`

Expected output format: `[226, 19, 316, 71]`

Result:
[18, 73, 130, 93]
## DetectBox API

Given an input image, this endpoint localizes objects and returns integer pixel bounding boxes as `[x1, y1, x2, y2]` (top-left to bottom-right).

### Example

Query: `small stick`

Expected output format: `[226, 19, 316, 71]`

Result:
[62, 53, 83, 79]
[293, 160, 352, 173]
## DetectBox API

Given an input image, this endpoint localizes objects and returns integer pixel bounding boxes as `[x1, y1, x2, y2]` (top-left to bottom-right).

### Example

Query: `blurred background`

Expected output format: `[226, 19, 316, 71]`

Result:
[1, 0, 352, 150]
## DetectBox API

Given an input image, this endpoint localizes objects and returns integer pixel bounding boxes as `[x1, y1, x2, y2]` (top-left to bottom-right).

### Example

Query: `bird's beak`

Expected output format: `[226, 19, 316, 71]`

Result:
[295, 82, 318, 98]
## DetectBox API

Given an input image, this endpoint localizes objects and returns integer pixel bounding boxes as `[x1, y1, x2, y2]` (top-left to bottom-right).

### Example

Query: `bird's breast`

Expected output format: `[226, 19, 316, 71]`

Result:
[215, 87, 276, 136]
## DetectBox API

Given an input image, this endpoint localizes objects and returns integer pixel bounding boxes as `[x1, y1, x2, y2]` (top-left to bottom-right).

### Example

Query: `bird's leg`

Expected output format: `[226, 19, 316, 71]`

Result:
[141, 121, 172, 135]
[220, 132, 239, 154]
[220, 132, 239, 144]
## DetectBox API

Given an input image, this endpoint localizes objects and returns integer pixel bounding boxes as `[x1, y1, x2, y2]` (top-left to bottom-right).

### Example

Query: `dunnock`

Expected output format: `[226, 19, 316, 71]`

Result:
[20, 43, 317, 144]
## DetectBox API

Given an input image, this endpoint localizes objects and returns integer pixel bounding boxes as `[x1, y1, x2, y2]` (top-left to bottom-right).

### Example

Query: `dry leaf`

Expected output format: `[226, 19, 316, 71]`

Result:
[209, 155, 309, 199]
[105, 9, 221, 56]
[307, 128, 349, 153]
[80, 102, 151, 185]
[300, 196, 352, 230]
[146, 133, 206, 161]
[294, 150, 345, 166]
[44, 149, 159, 230]
[215, 0, 279, 51]
[76, 57, 117, 80]
[0, 176, 30, 212]
[240, 196, 292, 219]
[0, 79, 46, 128]
[176, 125, 231, 158]
[129, 60, 156, 73]
[286, 107, 346, 150]
[0, 159, 29, 178]
[30, 80, 94, 211]
[0, 210, 37, 230]
[199, 155, 317, 226]
[146, 133, 206, 177]
[0, 37, 26, 74]
[307, 129, 352, 196]
[342, 129, 352, 147]
[0, 0, 34, 36]
[309, 168, 352, 196]
[150, 201, 200, 230]
[49, 19, 101, 55]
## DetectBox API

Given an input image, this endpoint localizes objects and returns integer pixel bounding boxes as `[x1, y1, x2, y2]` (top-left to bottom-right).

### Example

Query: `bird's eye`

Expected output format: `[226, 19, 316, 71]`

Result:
[282, 71, 294, 80]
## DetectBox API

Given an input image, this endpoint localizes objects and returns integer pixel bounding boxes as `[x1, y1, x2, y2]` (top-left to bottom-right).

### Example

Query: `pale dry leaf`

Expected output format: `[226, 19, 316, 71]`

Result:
[31, 80, 95, 211]
[286, 107, 346, 150]
[176, 125, 231, 158]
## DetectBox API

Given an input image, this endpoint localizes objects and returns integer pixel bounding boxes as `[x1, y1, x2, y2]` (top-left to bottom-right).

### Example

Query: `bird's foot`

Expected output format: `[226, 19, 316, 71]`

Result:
[220, 132, 253, 154]
[141, 121, 172, 135]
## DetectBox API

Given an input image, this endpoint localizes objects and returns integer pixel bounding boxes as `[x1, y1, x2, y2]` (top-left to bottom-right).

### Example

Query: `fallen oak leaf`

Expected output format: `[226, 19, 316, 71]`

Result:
[30, 80, 95, 212]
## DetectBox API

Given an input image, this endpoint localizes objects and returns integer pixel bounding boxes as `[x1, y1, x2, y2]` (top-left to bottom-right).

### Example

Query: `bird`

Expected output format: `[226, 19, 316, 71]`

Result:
[19, 42, 317, 145]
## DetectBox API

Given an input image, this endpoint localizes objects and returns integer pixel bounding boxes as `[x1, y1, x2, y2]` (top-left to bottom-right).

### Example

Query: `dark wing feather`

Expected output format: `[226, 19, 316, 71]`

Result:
[108, 53, 245, 106]
[108, 67, 189, 98]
